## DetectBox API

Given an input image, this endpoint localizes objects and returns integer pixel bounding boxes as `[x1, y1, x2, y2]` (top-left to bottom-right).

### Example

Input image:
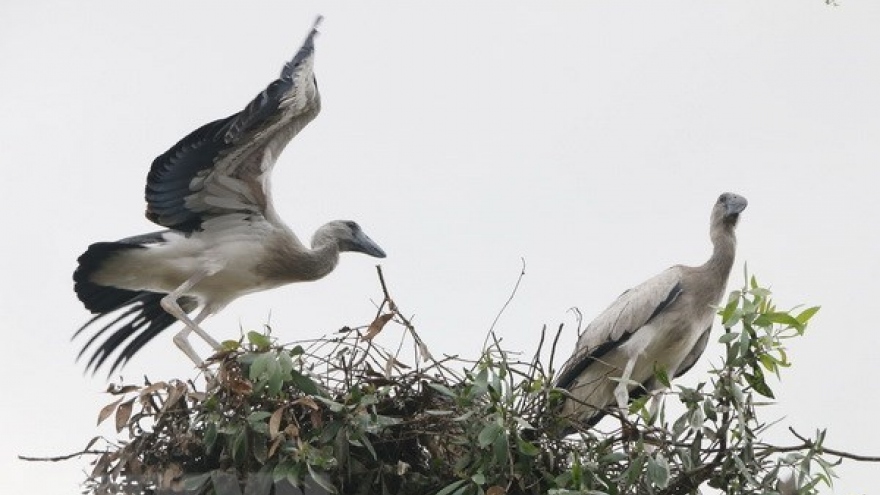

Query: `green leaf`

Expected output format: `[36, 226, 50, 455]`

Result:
[425, 409, 454, 416]
[796, 306, 820, 326]
[473, 367, 489, 397]
[758, 353, 778, 375]
[231, 428, 248, 466]
[306, 464, 338, 494]
[654, 365, 671, 388]
[290, 370, 320, 396]
[719, 331, 739, 344]
[221, 340, 240, 352]
[278, 350, 294, 376]
[702, 398, 718, 422]
[273, 460, 297, 483]
[757, 311, 803, 330]
[516, 436, 540, 457]
[646, 454, 670, 488]
[748, 286, 772, 298]
[248, 411, 273, 423]
[437, 480, 467, 495]
[720, 291, 741, 324]
[471, 473, 486, 485]
[249, 353, 273, 381]
[267, 367, 284, 396]
[600, 452, 629, 464]
[744, 368, 775, 399]
[204, 422, 218, 451]
[478, 423, 502, 448]
[624, 455, 645, 484]
[314, 397, 345, 413]
[428, 383, 457, 398]
[182, 471, 213, 491]
[452, 410, 475, 422]
[247, 331, 272, 350]
[493, 433, 509, 465]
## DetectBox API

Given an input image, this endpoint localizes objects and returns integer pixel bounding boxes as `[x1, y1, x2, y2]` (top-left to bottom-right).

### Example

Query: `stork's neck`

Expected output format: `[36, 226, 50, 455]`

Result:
[257, 229, 340, 283]
[703, 220, 737, 279]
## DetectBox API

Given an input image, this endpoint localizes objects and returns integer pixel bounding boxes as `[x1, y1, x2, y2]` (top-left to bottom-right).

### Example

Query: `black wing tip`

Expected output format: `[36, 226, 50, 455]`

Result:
[281, 16, 323, 81]
[74, 292, 197, 377]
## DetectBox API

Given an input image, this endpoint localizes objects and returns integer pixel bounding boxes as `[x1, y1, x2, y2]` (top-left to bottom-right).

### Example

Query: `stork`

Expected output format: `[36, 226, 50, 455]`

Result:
[555, 192, 748, 428]
[73, 17, 386, 374]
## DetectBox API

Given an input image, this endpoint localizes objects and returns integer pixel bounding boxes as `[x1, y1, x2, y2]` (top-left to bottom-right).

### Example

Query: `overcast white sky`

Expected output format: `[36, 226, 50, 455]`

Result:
[2, 1, 879, 493]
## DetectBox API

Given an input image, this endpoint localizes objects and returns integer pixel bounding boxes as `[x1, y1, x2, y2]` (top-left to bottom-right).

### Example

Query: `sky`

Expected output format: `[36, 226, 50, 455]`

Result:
[1, 1, 878, 493]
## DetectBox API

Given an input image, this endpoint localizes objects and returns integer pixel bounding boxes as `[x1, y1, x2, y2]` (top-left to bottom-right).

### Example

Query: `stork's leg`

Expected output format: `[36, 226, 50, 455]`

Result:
[171, 306, 217, 368]
[160, 271, 222, 368]
[614, 358, 637, 412]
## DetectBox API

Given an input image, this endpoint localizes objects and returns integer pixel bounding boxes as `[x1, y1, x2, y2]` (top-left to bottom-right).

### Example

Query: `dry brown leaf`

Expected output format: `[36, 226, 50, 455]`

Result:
[418, 340, 434, 361]
[97, 397, 123, 426]
[310, 408, 323, 429]
[268, 436, 284, 459]
[160, 463, 183, 489]
[227, 377, 253, 395]
[187, 391, 207, 402]
[269, 406, 285, 439]
[284, 424, 300, 439]
[365, 313, 395, 340]
[137, 382, 167, 397]
[160, 383, 186, 414]
[115, 398, 135, 433]
[292, 396, 319, 411]
[90, 452, 110, 478]
[486, 486, 506, 495]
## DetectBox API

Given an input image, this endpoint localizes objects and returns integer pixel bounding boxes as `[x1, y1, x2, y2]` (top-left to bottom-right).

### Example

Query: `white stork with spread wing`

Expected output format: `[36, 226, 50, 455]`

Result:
[556, 192, 748, 428]
[73, 17, 386, 374]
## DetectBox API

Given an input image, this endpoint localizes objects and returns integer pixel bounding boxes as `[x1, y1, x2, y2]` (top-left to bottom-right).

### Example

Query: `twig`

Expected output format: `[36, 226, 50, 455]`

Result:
[19, 450, 106, 462]
[548, 323, 565, 378]
[482, 258, 526, 350]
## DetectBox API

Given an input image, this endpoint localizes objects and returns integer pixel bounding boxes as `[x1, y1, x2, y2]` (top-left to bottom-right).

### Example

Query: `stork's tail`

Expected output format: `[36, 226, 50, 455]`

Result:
[73, 240, 196, 375]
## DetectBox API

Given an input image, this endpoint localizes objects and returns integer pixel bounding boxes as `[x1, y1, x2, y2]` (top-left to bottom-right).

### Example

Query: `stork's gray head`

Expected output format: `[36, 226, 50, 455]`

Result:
[715, 192, 748, 226]
[316, 220, 386, 258]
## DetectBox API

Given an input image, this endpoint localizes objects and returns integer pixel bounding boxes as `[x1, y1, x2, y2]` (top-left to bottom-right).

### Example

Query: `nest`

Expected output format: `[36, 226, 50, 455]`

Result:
[58, 270, 831, 495]
[82, 268, 578, 495]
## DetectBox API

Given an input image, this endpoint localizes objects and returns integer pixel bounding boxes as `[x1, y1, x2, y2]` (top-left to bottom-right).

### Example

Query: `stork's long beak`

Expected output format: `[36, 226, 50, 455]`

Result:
[353, 230, 387, 258]
[725, 196, 748, 216]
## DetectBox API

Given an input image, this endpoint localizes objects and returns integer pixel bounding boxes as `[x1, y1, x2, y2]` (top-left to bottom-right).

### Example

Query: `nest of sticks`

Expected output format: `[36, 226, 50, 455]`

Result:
[79, 267, 580, 495]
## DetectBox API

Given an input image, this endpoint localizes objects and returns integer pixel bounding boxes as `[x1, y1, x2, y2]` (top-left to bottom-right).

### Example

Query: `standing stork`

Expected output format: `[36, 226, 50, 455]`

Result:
[73, 17, 386, 375]
[555, 192, 748, 428]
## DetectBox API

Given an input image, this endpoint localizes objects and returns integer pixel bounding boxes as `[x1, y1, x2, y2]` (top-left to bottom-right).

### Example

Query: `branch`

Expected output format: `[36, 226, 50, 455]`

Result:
[783, 427, 880, 462]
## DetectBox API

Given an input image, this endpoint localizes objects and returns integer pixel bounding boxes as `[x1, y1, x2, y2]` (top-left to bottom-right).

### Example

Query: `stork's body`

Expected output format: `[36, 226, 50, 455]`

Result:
[74, 18, 386, 374]
[556, 193, 748, 428]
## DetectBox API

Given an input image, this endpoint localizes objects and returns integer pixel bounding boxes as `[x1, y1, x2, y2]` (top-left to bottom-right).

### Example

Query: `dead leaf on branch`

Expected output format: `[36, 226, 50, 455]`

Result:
[97, 397, 124, 426]
[365, 313, 395, 340]
[115, 398, 135, 433]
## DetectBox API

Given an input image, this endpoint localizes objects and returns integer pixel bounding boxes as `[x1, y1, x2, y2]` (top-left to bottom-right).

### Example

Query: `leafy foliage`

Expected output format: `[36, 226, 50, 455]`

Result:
[75, 274, 854, 495]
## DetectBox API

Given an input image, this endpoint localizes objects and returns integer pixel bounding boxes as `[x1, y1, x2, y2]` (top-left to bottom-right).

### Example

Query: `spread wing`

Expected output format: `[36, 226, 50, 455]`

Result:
[556, 266, 684, 390]
[144, 17, 322, 232]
